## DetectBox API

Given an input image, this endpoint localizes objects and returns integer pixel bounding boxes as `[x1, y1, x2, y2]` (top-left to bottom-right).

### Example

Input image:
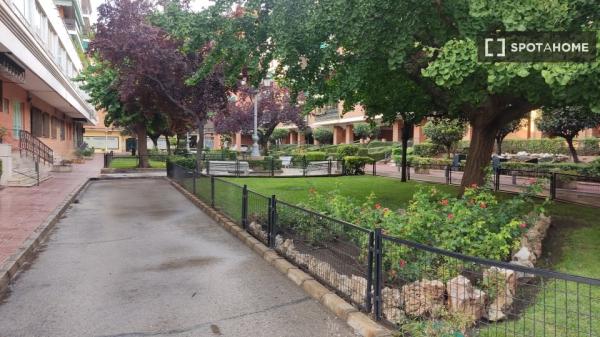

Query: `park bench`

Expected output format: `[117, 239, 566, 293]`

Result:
[207, 161, 250, 176]
[280, 156, 292, 168]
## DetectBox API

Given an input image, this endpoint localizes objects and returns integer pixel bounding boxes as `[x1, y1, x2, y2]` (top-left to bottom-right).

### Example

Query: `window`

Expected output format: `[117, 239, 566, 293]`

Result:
[42, 112, 49, 138]
[31, 107, 43, 137]
[60, 119, 65, 140]
[12, 101, 23, 139]
[51, 116, 57, 139]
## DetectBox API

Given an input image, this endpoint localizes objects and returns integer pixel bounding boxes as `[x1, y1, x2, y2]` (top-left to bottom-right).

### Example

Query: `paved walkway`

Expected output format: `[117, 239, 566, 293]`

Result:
[0, 179, 354, 337]
[0, 155, 102, 267]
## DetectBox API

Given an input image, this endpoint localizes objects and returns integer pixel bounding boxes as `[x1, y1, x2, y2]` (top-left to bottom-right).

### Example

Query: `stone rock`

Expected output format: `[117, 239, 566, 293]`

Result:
[248, 221, 268, 242]
[382, 287, 403, 322]
[509, 260, 535, 282]
[446, 275, 487, 323]
[274, 235, 284, 251]
[336, 274, 352, 296]
[483, 267, 517, 322]
[350, 275, 367, 304]
[401, 279, 445, 318]
[513, 246, 535, 264]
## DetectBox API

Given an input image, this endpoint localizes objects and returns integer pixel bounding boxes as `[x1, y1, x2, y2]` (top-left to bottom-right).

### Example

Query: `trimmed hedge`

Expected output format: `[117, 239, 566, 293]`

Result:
[169, 156, 196, 169]
[412, 142, 443, 157]
[342, 156, 374, 175]
[336, 144, 360, 159]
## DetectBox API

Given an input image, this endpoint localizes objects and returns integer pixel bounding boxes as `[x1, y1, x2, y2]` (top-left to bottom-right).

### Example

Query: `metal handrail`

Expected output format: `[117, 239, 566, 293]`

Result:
[18, 130, 54, 165]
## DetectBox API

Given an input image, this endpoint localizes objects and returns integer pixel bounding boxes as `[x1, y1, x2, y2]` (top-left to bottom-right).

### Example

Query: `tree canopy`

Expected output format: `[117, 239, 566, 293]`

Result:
[536, 106, 600, 162]
[184, 0, 600, 189]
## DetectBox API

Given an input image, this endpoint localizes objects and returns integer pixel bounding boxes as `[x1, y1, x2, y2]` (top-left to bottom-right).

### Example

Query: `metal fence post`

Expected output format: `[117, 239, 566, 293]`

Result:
[210, 175, 215, 208]
[550, 173, 557, 200]
[373, 228, 383, 320]
[494, 168, 500, 191]
[242, 185, 248, 229]
[328, 159, 332, 176]
[445, 165, 450, 184]
[236, 159, 240, 178]
[268, 195, 277, 248]
[303, 156, 307, 176]
[271, 157, 275, 177]
[407, 163, 411, 180]
[35, 161, 39, 186]
[365, 231, 375, 313]
[372, 161, 376, 176]
[192, 166, 197, 195]
[207, 160, 211, 175]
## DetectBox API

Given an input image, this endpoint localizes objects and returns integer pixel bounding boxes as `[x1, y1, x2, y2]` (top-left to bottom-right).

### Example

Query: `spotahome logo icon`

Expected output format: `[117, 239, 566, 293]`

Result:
[478, 32, 597, 62]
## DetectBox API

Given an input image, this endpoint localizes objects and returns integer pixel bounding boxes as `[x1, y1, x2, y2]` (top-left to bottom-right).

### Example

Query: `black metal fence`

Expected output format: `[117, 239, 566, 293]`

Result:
[167, 162, 600, 336]
[368, 163, 600, 208]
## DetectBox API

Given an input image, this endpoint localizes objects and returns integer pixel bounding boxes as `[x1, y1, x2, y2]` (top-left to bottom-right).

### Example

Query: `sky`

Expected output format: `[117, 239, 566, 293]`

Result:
[89, 0, 215, 23]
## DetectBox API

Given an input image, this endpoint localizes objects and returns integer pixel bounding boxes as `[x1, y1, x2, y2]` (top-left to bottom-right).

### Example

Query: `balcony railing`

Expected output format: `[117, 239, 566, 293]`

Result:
[313, 106, 340, 122]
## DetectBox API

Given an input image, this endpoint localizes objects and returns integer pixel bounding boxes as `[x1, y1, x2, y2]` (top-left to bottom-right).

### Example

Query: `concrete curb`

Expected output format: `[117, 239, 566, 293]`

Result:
[167, 177, 391, 337]
[0, 178, 93, 295]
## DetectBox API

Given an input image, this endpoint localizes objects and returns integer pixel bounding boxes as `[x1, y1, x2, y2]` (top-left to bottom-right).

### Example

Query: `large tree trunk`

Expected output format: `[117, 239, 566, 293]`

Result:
[195, 118, 205, 169]
[165, 136, 171, 155]
[400, 122, 411, 182]
[566, 137, 579, 163]
[136, 122, 149, 168]
[460, 122, 496, 191]
[495, 136, 502, 155]
[148, 133, 160, 149]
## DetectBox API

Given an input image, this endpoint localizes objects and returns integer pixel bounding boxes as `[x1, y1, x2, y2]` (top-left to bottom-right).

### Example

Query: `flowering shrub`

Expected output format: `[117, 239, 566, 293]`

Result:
[299, 182, 547, 282]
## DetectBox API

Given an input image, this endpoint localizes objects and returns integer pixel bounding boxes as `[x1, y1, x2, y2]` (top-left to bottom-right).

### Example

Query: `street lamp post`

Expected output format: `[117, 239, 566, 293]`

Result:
[249, 77, 272, 158]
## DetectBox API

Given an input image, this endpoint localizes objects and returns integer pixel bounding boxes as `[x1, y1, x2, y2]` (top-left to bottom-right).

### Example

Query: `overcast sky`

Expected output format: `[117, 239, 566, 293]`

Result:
[89, 0, 215, 22]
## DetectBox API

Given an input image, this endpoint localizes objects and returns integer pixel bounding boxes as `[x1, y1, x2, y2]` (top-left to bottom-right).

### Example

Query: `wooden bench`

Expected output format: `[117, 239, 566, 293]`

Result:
[207, 161, 250, 176]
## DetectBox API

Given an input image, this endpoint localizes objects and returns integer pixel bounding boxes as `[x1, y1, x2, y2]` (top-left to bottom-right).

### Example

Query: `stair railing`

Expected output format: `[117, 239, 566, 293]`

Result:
[17, 130, 54, 165]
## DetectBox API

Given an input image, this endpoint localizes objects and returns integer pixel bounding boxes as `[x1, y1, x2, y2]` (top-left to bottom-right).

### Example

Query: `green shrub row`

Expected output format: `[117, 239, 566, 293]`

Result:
[342, 156, 374, 175]
[457, 138, 600, 155]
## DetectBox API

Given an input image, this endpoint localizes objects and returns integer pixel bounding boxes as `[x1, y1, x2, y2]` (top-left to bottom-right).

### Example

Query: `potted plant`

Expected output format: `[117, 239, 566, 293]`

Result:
[0, 126, 7, 143]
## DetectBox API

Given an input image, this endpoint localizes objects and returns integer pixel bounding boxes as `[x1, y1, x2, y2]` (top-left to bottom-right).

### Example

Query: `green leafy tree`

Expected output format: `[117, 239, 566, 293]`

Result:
[270, 128, 289, 144]
[313, 128, 333, 145]
[353, 123, 380, 142]
[423, 119, 467, 158]
[495, 119, 525, 155]
[536, 106, 600, 163]
[204, 0, 599, 190]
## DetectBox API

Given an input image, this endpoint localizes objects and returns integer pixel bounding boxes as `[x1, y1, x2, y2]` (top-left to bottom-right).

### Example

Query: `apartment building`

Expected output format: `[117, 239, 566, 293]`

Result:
[0, 0, 97, 185]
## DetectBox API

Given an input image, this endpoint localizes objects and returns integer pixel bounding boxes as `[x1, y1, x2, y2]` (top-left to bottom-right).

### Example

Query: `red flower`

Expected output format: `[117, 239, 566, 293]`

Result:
[399, 259, 407, 268]
[519, 222, 527, 229]
[480, 202, 487, 209]
[375, 203, 382, 209]
[440, 199, 449, 206]
[470, 183, 478, 188]
[447, 213, 454, 220]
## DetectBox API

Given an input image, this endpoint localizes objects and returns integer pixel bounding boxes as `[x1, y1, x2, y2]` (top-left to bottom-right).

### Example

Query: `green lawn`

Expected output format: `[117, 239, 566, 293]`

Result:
[224, 176, 600, 336]
[109, 157, 166, 169]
